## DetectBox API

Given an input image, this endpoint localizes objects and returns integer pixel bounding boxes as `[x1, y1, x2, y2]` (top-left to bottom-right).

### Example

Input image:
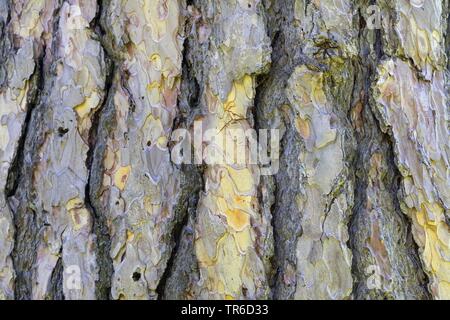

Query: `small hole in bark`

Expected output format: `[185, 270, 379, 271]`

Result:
[132, 272, 141, 282]
[57, 127, 69, 137]
[147, 140, 152, 146]
[248, 3, 251, 8]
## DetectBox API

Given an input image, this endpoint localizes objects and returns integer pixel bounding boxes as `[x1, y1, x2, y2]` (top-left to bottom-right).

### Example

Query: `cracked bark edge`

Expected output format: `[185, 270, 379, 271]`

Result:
[349, 0, 430, 300]
[162, 18, 205, 298]
[0, 0, 61, 300]
[371, 0, 450, 299]
[88, 2, 115, 299]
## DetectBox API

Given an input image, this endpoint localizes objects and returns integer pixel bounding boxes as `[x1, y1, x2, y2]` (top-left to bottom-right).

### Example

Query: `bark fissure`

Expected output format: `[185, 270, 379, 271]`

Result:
[9, 1, 65, 299]
[5, 49, 45, 200]
[348, 1, 431, 300]
[155, 204, 188, 299]
[86, 0, 115, 301]
[156, 33, 203, 297]
[161, 20, 205, 297]
[8, 52, 45, 297]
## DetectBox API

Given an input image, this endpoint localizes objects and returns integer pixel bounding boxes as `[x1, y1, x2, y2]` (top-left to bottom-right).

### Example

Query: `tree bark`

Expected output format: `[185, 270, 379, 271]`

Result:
[0, 0, 448, 300]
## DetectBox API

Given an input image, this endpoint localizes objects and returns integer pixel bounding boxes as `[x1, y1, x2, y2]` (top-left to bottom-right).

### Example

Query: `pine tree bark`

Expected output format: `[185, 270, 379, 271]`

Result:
[0, 0, 448, 300]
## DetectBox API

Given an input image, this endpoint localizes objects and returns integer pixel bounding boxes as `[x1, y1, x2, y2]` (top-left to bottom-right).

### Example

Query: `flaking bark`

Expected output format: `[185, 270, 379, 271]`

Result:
[0, 0, 448, 300]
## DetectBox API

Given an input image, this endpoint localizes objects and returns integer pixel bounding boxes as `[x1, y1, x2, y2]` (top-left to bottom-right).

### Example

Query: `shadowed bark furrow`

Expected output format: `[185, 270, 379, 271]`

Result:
[370, 0, 450, 299]
[87, 3, 115, 299]
[160, 27, 204, 299]
[1, 0, 62, 299]
[259, 0, 358, 300]
[349, 0, 430, 300]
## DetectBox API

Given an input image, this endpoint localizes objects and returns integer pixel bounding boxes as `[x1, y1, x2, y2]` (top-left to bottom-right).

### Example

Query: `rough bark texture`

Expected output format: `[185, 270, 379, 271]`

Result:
[0, 0, 449, 300]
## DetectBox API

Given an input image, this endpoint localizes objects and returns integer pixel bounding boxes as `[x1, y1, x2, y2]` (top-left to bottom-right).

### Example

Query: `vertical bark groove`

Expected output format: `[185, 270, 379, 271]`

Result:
[349, 0, 430, 300]
[370, 0, 450, 299]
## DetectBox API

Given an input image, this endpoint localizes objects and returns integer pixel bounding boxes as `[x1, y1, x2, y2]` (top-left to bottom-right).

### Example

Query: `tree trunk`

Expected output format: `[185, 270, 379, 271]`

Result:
[0, 0, 448, 300]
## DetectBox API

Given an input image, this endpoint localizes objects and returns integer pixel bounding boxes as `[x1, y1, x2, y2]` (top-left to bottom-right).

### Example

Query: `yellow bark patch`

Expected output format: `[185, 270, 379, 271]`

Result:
[66, 197, 83, 211]
[74, 93, 100, 119]
[126, 230, 135, 242]
[195, 76, 265, 298]
[226, 209, 250, 232]
[295, 117, 311, 139]
[233, 229, 252, 254]
[414, 203, 450, 298]
[147, 81, 161, 91]
[217, 234, 244, 296]
[147, 81, 161, 105]
[439, 282, 450, 300]
[243, 75, 254, 100]
[233, 195, 252, 209]
[149, 53, 162, 71]
[144, 0, 169, 41]
[114, 166, 131, 191]
[157, 136, 167, 147]
[66, 198, 89, 231]
[227, 168, 254, 194]
[143, 196, 153, 214]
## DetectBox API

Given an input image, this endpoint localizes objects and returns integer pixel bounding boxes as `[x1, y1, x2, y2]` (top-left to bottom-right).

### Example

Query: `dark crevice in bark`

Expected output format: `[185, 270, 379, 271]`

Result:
[447, 1, 450, 74]
[159, 162, 203, 299]
[348, 3, 373, 299]
[5, 50, 45, 200]
[7, 48, 46, 301]
[0, 1, 10, 86]
[253, 75, 276, 298]
[11, 1, 64, 300]
[271, 130, 302, 300]
[447, 0, 450, 228]
[159, 24, 204, 297]
[157, 25, 205, 297]
[155, 177, 191, 299]
[371, 29, 433, 303]
[48, 254, 64, 300]
[388, 141, 432, 299]
[349, 1, 431, 300]
[447, 0, 450, 229]
[88, 82, 117, 299]
[155, 18, 193, 300]
[86, 0, 115, 300]
[257, 1, 303, 300]
[86, 62, 115, 300]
